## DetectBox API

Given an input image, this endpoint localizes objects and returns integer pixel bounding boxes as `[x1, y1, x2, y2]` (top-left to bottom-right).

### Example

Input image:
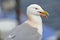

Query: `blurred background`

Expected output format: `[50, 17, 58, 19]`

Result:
[0, 0, 60, 40]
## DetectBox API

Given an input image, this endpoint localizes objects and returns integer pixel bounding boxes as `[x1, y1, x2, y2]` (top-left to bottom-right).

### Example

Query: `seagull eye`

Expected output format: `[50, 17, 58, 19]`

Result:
[35, 8, 38, 10]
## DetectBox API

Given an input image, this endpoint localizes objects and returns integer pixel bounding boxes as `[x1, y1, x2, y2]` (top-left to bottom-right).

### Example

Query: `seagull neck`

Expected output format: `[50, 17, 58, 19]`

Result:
[29, 15, 42, 24]
[27, 15, 42, 27]
[26, 20, 41, 28]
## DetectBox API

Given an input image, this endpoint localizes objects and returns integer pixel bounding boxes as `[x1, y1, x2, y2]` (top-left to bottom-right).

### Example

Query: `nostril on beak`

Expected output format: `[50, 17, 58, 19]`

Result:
[39, 12, 42, 13]
[37, 11, 42, 13]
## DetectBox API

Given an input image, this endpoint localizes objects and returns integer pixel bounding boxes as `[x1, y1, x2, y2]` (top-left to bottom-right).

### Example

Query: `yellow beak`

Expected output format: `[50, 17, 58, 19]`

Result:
[40, 11, 49, 18]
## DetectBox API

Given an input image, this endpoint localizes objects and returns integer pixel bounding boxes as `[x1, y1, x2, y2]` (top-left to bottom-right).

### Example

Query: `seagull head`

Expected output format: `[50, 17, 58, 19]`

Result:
[27, 4, 49, 18]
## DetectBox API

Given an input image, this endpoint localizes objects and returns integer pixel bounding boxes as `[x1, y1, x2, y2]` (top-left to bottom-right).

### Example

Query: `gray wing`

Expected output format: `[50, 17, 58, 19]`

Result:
[4, 23, 41, 40]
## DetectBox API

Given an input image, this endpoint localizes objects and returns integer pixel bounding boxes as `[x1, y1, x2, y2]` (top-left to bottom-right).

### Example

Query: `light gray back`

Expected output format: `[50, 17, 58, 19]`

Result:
[4, 23, 41, 40]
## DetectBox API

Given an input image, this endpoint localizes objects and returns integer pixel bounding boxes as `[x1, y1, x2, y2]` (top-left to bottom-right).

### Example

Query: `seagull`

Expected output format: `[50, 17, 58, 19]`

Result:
[26, 4, 48, 35]
[4, 4, 49, 40]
